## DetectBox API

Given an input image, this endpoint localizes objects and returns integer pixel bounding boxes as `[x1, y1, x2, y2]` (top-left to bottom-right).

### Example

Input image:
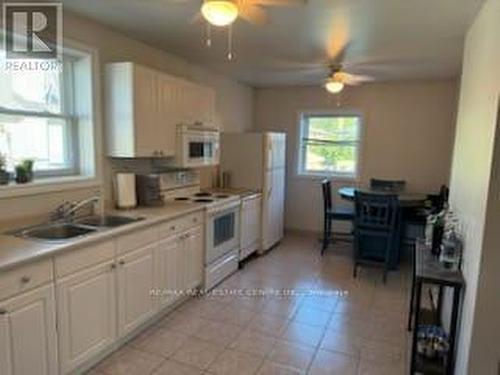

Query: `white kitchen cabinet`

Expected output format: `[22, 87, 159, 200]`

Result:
[106, 62, 164, 157]
[156, 234, 182, 308]
[0, 284, 58, 375]
[117, 243, 157, 337]
[156, 225, 203, 308]
[56, 260, 117, 374]
[184, 225, 204, 291]
[240, 195, 262, 261]
[181, 80, 216, 127]
[106, 62, 217, 158]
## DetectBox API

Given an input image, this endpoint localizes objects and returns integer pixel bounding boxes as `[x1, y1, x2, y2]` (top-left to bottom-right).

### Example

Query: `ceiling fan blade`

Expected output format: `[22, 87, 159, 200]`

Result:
[239, 4, 269, 25]
[190, 11, 203, 24]
[341, 73, 375, 86]
[251, 0, 305, 6]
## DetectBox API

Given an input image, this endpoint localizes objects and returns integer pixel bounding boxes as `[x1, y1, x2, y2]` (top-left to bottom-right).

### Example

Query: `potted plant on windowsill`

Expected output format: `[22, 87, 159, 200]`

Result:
[0, 154, 10, 185]
[15, 159, 34, 184]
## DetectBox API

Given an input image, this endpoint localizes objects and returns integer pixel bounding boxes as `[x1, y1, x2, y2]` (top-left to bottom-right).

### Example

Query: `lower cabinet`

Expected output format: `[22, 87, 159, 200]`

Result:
[0, 284, 58, 375]
[184, 225, 204, 291]
[1, 214, 205, 375]
[156, 225, 204, 307]
[117, 243, 157, 337]
[241, 196, 262, 260]
[56, 260, 117, 374]
[156, 234, 183, 308]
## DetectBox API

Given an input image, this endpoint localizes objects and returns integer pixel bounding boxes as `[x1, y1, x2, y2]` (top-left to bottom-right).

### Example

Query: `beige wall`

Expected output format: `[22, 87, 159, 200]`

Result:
[448, 0, 500, 373]
[254, 81, 458, 232]
[0, 11, 254, 221]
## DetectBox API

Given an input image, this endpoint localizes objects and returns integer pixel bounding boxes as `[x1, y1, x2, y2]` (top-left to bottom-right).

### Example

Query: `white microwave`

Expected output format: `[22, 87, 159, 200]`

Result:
[177, 125, 220, 168]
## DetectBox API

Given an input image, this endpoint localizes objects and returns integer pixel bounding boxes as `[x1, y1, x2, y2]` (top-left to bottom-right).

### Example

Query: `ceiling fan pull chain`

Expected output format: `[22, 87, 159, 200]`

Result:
[227, 24, 233, 60]
[206, 22, 212, 47]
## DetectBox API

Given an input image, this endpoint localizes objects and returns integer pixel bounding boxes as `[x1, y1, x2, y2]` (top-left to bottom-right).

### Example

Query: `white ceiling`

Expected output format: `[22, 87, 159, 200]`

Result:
[61, 0, 485, 87]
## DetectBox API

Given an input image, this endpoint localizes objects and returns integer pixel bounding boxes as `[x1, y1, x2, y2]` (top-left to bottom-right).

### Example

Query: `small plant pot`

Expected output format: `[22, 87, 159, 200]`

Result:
[0, 170, 10, 185]
[15, 169, 33, 184]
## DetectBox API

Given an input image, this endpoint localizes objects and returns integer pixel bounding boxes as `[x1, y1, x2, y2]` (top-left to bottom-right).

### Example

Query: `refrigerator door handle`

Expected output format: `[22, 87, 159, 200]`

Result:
[268, 141, 273, 169]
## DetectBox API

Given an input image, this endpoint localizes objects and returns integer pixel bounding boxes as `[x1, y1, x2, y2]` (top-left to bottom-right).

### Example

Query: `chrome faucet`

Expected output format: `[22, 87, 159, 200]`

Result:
[51, 196, 100, 222]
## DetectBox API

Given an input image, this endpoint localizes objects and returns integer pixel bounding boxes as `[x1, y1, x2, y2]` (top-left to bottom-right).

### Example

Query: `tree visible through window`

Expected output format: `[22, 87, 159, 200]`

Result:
[298, 114, 360, 177]
[0, 57, 76, 176]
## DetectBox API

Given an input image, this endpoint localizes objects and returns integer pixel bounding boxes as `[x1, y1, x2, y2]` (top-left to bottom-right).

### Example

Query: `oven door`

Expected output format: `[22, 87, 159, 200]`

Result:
[206, 202, 240, 264]
[179, 130, 220, 168]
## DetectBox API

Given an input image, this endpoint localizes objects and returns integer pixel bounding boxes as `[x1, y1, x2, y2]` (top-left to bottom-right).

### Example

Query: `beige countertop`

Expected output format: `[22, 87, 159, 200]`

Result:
[0, 203, 205, 272]
[209, 188, 262, 199]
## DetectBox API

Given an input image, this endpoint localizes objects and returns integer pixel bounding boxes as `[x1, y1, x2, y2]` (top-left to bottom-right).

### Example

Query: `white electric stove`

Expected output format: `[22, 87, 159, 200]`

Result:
[162, 181, 241, 290]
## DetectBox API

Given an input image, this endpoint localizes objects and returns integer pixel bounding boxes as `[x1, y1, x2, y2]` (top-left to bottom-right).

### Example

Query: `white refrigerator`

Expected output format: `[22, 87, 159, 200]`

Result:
[220, 132, 286, 252]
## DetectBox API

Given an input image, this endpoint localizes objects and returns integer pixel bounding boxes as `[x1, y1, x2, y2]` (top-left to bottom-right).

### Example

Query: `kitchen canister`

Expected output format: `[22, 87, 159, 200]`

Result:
[114, 173, 137, 209]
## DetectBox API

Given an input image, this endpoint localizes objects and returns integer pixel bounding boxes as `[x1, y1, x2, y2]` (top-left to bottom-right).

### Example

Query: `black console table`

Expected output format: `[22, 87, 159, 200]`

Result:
[408, 239, 465, 375]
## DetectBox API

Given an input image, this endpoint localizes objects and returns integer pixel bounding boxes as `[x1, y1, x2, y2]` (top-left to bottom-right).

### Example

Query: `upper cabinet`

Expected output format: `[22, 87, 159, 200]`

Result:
[106, 62, 217, 158]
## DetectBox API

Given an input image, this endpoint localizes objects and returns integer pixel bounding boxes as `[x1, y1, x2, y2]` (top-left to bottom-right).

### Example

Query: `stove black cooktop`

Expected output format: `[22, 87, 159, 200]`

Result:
[193, 199, 214, 203]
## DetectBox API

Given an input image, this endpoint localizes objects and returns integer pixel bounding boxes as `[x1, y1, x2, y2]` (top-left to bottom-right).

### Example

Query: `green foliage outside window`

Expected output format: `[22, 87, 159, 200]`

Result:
[300, 115, 360, 175]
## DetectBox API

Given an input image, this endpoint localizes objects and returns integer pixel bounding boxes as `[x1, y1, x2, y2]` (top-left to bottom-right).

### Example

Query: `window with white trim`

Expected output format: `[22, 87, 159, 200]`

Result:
[0, 58, 76, 176]
[298, 113, 361, 177]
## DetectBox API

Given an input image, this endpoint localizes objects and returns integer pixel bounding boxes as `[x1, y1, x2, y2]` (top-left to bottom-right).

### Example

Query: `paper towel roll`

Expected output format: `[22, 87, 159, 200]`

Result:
[115, 173, 137, 209]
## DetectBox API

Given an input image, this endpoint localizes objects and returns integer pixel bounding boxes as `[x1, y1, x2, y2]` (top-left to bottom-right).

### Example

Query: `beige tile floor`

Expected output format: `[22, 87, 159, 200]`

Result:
[89, 233, 412, 375]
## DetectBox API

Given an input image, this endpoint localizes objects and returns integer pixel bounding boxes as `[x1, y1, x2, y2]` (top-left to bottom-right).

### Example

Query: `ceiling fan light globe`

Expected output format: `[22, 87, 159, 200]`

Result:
[324, 80, 344, 94]
[201, 1, 239, 26]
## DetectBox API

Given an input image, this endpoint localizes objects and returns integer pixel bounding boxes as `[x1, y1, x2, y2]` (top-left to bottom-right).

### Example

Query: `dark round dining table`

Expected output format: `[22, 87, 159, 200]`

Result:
[338, 187, 428, 207]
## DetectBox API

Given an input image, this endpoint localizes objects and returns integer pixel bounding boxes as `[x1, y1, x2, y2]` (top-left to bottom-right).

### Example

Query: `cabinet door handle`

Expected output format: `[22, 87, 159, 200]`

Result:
[110, 263, 117, 270]
[119, 260, 125, 266]
[20, 276, 31, 284]
[0, 309, 7, 315]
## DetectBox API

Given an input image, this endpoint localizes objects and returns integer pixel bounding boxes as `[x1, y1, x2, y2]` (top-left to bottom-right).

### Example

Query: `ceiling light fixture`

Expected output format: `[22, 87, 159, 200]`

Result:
[324, 79, 344, 94]
[201, 0, 239, 27]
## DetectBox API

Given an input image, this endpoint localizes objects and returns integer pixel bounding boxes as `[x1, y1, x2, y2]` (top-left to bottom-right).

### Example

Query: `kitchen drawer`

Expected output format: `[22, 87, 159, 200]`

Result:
[158, 212, 203, 239]
[0, 258, 53, 301]
[204, 249, 239, 291]
[55, 240, 115, 278]
[116, 226, 159, 254]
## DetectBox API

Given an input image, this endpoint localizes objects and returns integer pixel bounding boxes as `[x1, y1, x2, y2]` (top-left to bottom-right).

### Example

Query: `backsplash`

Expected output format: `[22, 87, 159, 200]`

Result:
[109, 157, 217, 190]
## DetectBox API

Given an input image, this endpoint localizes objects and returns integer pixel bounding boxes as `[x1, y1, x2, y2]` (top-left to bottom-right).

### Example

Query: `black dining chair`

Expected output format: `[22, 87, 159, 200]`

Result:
[353, 191, 400, 283]
[370, 178, 406, 192]
[321, 179, 354, 255]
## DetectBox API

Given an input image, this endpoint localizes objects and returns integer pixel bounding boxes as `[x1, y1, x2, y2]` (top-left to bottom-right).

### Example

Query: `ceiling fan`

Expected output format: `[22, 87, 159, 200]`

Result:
[192, 0, 305, 27]
[324, 64, 374, 94]
[275, 41, 376, 94]
[167, 0, 304, 59]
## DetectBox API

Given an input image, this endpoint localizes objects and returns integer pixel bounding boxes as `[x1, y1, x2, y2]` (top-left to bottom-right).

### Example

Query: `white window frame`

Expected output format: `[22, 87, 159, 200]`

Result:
[0, 38, 102, 198]
[296, 111, 363, 180]
[0, 54, 79, 177]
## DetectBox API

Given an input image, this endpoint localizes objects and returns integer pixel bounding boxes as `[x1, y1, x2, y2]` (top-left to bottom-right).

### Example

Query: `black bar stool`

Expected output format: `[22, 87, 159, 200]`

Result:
[321, 179, 354, 255]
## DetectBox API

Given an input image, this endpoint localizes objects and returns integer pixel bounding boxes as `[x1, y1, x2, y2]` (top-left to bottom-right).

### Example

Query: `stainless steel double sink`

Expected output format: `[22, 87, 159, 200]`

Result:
[14, 215, 144, 242]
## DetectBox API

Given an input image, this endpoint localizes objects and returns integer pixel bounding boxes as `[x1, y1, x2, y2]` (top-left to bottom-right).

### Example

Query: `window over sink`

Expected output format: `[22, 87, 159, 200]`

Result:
[298, 113, 361, 178]
[0, 59, 76, 175]
[0, 42, 99, 194]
